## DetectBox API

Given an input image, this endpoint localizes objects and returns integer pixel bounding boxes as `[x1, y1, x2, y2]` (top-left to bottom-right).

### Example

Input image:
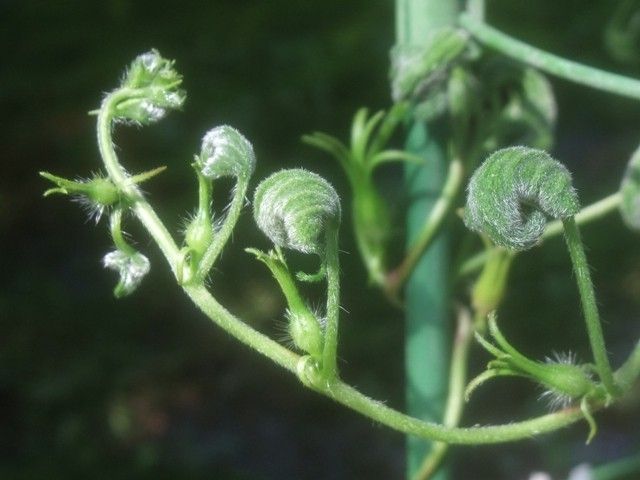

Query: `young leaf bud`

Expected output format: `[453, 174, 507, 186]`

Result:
[114, 49, 186, 125]
[184, 211, 213, 262]
[253, 169, 341, 254]
[464, 147, 579, 250]
[287, 310, 324, 359]
[197, 125, 256, 181]
[103, 250, 150, 298]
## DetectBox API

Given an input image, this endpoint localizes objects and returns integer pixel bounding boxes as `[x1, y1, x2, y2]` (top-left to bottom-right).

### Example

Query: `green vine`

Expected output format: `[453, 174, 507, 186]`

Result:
[38, 12, 640, 477]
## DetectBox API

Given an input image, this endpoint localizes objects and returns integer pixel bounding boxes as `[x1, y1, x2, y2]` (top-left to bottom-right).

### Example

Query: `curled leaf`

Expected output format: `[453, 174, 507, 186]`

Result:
[464, 147, 579, 250]
[253, 169, 341, 254]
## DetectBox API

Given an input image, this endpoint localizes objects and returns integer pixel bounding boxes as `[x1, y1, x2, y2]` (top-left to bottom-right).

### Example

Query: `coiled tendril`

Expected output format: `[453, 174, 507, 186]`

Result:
[253, 169, 341, 254]
[464, 146, 580, 250]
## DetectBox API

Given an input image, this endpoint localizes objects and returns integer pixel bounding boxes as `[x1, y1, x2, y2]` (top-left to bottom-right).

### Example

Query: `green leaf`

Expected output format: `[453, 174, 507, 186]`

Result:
[368, 150, 425, 170]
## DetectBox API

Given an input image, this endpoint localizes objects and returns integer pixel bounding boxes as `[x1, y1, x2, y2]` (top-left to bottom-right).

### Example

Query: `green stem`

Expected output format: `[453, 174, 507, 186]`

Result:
[459, 14, 640, 101]
[109, 208, 135, 255]
[387, 157, 464, 299]
[321, 380, 586, 444]
[457, 192, 622, 278]
[94, 82, 621, 451]
[414, 308, 473, 480]
[98, 90, 181, 275]
[322, 223, 341, 378]
[177, 284, 596, 446]
[562, 217, 618, 396]
[184, 283, 300, 372]
[195, 178, 249, 281]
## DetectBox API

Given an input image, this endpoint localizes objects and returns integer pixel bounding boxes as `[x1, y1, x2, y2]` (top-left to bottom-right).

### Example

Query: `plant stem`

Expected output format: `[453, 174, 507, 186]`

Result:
[196, 178, 249, 281]
[184, 283, 300, 372]
[386, 157, 464, 299]
[414, 308, 473, 480]
[95, 86, 613, 450]
[457, 192, 622, 278]
[180, 284, 596, 446]
[459, 14, 640, 101]
[562, 217, 618, 396]
[109, 208, 135, 255]
[98, 90, 182, 276]
[322, 380, 586, 444]
[322, 224, 341, 378]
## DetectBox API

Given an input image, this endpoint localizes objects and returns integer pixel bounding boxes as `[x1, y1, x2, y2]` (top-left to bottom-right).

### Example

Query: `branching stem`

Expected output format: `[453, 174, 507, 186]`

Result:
[195, 178, 249, 281]
[94, 88, 638, 449]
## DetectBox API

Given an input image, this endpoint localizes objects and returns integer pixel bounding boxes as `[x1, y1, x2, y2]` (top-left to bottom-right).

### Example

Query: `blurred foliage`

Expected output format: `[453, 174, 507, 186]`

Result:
[2, 0, 640, 478]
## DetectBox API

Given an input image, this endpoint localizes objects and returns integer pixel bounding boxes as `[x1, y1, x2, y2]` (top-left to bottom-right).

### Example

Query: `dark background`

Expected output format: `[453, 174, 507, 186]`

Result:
[2, 1, 640, 478]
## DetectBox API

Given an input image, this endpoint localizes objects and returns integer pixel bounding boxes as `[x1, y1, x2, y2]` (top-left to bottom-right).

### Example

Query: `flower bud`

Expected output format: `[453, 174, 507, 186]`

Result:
[103, 249, 150, 298]
[114, 49, 186, 125]
[287, 310, 324, 359]
[197, 126, 256, 181]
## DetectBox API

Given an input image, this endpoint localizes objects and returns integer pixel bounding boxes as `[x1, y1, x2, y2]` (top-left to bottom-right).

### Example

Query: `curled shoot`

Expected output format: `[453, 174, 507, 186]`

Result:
[253, 169, 342, 379]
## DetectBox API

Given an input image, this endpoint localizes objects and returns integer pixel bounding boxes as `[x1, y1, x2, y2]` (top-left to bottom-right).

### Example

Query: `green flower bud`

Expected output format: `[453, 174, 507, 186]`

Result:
[114, 49, 186, 125]
[197, 125, 256, 181]
[287, 310, 323, 359]
[184, 211, 213, 261]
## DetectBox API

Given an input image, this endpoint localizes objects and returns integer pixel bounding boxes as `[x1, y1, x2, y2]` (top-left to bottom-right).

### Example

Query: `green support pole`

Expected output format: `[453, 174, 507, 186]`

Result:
[395, 0, 460, 478]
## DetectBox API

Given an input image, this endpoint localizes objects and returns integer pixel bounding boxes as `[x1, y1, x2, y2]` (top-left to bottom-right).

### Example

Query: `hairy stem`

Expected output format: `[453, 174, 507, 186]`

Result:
[184, 283, 300, 372]
[562, 217, 618, 396]
[98, 90, 182, 275]
[322, 223, 341, 378]
[109, 208, 135, 255]
[459, 14, 640, 101]
[95, 86, 625, 448]
[196, 178, 249, 281]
